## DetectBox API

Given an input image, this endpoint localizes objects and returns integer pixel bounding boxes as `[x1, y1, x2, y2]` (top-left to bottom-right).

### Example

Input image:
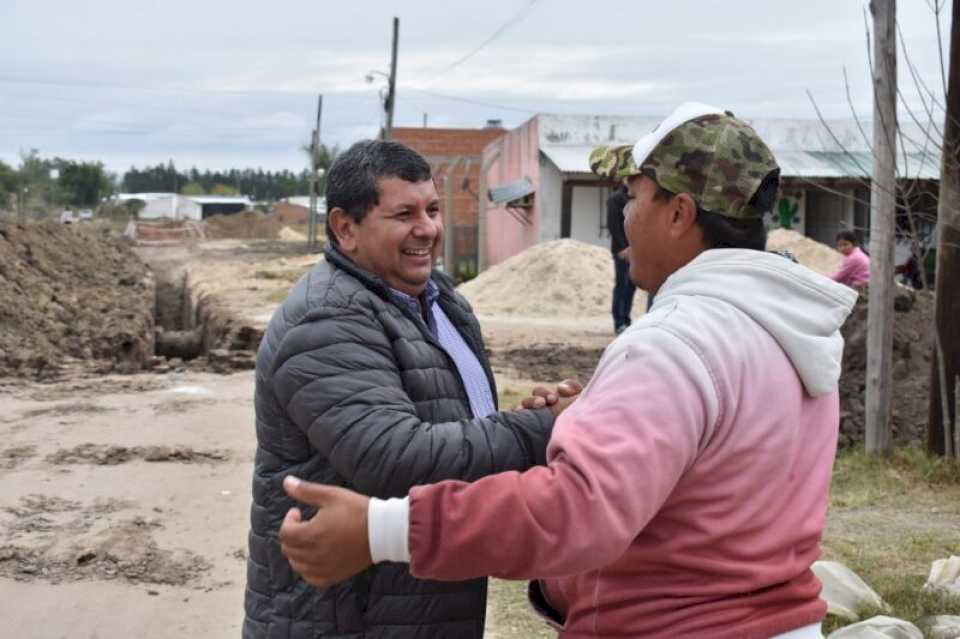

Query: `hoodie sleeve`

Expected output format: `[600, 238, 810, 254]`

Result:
[407, 327, 720, 580]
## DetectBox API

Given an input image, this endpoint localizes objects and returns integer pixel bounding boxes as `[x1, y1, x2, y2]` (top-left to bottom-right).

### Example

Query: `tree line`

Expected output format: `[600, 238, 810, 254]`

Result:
[1, 144, 341, 215]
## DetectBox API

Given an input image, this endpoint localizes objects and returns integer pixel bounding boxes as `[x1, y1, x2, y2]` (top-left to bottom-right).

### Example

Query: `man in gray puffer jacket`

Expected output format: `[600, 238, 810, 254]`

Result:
[243, 139, 557, 638]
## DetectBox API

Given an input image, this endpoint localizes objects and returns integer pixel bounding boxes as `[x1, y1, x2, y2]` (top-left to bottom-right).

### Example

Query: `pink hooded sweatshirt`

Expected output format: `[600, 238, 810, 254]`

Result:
[370, 249, 858, 638]
[832, 246, 870, 288]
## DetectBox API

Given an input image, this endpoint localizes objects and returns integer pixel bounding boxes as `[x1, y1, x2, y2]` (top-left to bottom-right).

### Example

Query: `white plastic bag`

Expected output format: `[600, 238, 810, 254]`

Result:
[813, 561, 888, 621]
[826, 615, 923, 639]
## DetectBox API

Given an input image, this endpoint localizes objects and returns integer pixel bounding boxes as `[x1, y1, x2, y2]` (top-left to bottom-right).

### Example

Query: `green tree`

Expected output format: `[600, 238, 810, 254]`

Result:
[302, 142, 340, 195]
[0, 160, 17, 209]
[58, 161, 112, 207]
[180, 181, 206, 196]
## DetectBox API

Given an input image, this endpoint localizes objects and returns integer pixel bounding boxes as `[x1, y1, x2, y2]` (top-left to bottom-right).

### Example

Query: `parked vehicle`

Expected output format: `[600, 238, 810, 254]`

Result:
[60, 210, 76, 224]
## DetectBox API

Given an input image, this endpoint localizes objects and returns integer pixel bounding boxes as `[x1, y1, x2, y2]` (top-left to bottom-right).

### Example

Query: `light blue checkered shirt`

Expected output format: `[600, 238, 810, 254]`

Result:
[390, 281, 497, 419]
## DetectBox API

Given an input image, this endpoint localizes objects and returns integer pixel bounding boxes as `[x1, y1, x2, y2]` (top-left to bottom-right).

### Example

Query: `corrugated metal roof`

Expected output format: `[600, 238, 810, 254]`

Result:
[489, 177, 535, 205]
[536, 114, 942, 180]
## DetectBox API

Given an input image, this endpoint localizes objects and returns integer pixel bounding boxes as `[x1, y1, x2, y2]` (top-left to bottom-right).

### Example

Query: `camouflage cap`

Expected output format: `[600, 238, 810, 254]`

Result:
[639, 111, 779, 219]
[588, 144, 639, 181]
[589, 103, 780, 219]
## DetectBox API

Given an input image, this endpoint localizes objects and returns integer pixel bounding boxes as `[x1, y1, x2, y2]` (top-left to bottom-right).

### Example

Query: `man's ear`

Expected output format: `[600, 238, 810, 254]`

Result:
[670, 193, 699, 238]
[328, 208, 358, 252]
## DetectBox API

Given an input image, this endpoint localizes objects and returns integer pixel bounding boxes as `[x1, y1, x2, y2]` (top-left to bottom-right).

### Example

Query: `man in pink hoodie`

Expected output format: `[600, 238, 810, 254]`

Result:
[277, 104, 858, 639]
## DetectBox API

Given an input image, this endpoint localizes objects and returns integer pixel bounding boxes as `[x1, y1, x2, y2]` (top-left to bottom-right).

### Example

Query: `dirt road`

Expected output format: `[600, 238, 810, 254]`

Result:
[0, 311, 612, 639]
[0, 371, 255, 638]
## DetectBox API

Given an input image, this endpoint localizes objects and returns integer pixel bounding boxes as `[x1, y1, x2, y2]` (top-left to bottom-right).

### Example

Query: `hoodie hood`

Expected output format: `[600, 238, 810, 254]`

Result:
[655, 249, 858, 396]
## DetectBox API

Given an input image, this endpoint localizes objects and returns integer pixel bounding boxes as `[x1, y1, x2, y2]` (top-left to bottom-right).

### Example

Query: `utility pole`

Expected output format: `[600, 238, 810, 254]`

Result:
[928, 0, 960, 457]
[308, 94, 323, 251]
[384, 17, 399, 140]
[865, 0, 897, 455]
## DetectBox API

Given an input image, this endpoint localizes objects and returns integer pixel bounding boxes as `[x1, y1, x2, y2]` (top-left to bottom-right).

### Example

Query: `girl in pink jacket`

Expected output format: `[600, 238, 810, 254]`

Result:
[832, 230, 871, 288]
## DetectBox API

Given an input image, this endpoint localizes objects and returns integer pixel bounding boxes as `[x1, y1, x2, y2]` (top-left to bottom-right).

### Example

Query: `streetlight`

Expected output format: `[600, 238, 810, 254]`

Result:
[366, 69, 395, 138]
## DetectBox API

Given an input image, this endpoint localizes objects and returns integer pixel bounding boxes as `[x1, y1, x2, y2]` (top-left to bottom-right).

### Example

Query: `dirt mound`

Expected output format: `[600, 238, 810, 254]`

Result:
[46, 444, 229, 465]
[766, 228, 843, 276]
[838, 288, 934, 447]
[204, 210, 282, 239]
[491, 344, 605, 384]
[458, 239, 634, 318]
[0, 221, 155, 378]
[0, 495, 210, 586]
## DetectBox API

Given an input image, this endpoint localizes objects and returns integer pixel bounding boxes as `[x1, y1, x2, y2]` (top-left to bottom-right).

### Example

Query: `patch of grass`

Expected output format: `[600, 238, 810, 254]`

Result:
[831, 445, 960, 510]
[497, 387, 528, 411]
[267, 289, 289, 304]
[486, 579, 554, 639]
[821, 579, 960, 635]
[824, 445, 960, 634]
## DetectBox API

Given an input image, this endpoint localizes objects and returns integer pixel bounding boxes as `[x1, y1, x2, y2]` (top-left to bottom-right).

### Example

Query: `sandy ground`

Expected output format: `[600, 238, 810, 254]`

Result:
[0, 333, 610, 639]
[0, 371, 254, 638]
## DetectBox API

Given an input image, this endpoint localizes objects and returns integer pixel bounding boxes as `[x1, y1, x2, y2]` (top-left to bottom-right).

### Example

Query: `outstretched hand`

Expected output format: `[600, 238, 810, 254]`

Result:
[279, 476, 372, 588]
[517, 379, 582, 417]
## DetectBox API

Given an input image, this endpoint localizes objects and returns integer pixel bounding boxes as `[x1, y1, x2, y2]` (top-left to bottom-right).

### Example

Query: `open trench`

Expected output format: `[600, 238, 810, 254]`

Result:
[150, 267, 260, 371]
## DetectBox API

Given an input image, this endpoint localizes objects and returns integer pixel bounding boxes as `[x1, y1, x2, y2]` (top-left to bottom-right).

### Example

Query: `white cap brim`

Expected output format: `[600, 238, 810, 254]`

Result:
[632, 102, 726, 171]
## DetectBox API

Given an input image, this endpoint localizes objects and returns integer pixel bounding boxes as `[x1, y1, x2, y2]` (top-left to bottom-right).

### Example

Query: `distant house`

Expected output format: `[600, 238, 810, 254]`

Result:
[393, 123, 507, 276]
[111, 193, 252, 220]
[480, 113, 940, 268]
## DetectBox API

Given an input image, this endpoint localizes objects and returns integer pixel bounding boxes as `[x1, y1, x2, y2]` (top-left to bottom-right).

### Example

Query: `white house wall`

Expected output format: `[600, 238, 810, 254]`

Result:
[137, 196, 202, 221]
[570, 185, 610, 250]
[538, 156, 564, 242]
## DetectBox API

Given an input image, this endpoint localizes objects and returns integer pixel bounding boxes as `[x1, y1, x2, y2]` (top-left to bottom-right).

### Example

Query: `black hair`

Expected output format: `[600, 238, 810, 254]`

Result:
[836, 230, 860, 245]
[324, 139, 433, 245]
[647, 169, 780, 251]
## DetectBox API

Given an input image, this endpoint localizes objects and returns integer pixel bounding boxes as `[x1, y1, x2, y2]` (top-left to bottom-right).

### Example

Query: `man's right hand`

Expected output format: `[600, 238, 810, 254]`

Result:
[517, 379, 582, 417]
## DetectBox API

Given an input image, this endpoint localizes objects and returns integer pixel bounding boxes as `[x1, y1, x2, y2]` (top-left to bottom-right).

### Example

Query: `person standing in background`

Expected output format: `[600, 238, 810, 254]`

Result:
[606, 184, 635, 334]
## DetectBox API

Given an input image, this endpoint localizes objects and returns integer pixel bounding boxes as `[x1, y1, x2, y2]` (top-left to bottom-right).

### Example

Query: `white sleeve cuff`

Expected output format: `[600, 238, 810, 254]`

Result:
[367, 496, 411, 564]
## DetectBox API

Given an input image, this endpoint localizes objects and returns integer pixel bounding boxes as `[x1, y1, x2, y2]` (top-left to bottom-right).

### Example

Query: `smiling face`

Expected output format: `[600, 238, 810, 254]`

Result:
[331, 176, 442, 296]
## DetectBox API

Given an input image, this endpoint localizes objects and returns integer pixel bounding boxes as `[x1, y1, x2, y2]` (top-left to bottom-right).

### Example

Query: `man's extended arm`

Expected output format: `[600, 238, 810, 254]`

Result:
[272, 308, 554, 499]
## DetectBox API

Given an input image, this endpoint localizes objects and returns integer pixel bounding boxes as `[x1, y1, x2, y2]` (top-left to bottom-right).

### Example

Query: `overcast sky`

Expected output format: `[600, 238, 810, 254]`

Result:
[1, 0, 953, 174]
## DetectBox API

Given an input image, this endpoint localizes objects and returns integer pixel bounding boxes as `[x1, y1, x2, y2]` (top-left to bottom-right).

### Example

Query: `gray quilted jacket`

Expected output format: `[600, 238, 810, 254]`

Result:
[243, 245, 555, 639]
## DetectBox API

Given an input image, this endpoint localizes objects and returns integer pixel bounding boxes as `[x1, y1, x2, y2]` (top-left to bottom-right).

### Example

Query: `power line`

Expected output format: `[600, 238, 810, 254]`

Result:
[422, 0, 540, 85]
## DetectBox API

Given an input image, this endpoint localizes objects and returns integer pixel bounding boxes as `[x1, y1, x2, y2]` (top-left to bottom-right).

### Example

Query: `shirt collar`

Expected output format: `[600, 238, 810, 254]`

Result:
[389, 279, 439, 312]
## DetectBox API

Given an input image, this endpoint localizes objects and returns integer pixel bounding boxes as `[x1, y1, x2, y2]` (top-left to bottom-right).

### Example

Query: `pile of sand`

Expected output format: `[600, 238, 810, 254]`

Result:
[766, 228, 843, 275]
[0, 221, 155, 378]
[458, 239, 634, 318]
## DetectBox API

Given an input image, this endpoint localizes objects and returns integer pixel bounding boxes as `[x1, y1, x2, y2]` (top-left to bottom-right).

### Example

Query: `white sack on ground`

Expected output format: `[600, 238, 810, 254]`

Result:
[923, 556, 960, 596]
[826, 615, 923, 639]
[920, 614, 960, 639]
[813, 561, 888, 621]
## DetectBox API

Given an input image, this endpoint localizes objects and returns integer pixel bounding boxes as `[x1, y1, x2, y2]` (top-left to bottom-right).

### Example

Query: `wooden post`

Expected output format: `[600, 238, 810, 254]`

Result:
[865, 0, 897, 455]
[927, 0, 960, 457]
